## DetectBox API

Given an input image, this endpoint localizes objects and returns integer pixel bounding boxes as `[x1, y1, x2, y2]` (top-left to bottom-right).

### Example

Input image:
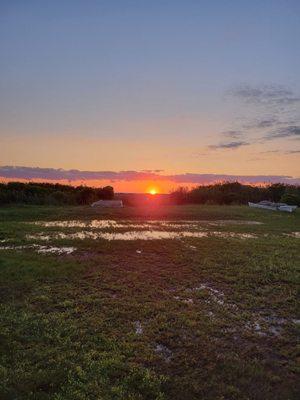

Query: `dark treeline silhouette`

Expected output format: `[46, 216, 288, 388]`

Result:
[0, 182, 114, 206]
[170, 182, 300, 206]
[1, 181, 300, 207]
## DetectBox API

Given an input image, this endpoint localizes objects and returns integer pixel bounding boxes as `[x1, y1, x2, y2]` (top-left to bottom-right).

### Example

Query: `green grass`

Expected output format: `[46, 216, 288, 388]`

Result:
[0, 205, 299, 400]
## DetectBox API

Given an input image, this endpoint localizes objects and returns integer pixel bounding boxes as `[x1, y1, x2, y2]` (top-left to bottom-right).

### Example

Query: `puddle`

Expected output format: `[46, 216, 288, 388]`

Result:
[28, 219, 258, 242]
[193, 284, 225, 305]
[182, 298, 194, 304]
[246, 320, 282, 337]
[206, 220, 262, 226]
[0, 244, 76, 255]
[31, 220, 200, 230]
[245, 314, 293, 337]
[134, 321, 143, 335]
[31, 219, 262, 230]
[287, 232, 300, 238]
[36, 246, 75, 255]
[32, 220, 120, 228]
[154, 343, 172, 362]
[214, 232, 256, 239]
[27, 230, 256, 242]
[174, 296, 194, 304]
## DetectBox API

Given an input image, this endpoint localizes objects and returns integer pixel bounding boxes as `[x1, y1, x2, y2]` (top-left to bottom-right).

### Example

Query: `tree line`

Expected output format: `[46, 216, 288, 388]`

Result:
[1, 181, 300, 207]
[170, 182, 300, 206]
[0, 182, 114, 206]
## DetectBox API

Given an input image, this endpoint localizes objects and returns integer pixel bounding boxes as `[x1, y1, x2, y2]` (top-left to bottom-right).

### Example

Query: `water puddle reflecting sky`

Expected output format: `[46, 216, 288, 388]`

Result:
[27, 230, 256, 241]
[24, 219, 261, 242]
[0, 244, 75, 254]
[31, 219, 262, 230]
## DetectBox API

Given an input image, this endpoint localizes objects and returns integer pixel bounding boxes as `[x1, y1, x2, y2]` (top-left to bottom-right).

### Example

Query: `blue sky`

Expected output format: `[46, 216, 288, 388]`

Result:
[0, 1, 299, 190]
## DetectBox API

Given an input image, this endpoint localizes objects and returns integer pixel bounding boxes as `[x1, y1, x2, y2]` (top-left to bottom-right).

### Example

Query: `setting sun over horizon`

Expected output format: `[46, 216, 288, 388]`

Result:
[148, 188, 158, 195]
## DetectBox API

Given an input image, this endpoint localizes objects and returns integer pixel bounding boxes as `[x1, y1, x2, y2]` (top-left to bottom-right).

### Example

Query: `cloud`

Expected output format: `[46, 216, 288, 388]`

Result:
[141, 169, 164, 173]
[264, 125, 300, 140]
[285, 149, 300, 154]
[260, 149, 300, 155]
[208, 141, 250, 150]
[0, 166, 161, 182]
[244, 117, 280, 129]
[166, 173, 300, 185]
[260, 150, 300, 154]
[260, 150, 280, 154]
[229, 85, 300, 106]
[1, 166, 299, 185]
[214, 84, 300, 152]
[254, 119, 278, 128]
[222, 130, 243, 139]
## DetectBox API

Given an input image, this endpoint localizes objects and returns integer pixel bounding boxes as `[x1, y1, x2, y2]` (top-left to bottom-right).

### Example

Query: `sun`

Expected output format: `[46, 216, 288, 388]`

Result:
[148, 188, 158, 195]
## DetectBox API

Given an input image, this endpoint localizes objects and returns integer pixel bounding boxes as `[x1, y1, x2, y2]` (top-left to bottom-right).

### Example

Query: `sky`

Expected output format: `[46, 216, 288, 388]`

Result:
[0, 0, 299, 192]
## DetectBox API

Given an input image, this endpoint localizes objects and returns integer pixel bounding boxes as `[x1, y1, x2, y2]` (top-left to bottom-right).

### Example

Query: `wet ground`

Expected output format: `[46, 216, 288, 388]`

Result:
[0, 205, 299, 400]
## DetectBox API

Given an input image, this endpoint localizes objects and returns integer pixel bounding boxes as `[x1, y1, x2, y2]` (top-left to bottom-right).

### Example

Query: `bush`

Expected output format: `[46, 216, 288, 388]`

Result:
[0, 182, 114, 206]
[280, 193, 300, 206]
[170, 182, 300, 205]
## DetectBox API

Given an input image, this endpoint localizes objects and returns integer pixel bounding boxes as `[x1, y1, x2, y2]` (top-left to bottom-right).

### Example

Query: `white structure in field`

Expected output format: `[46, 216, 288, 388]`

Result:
[248, 201, 297, 213]
[91, 200, 123, 208]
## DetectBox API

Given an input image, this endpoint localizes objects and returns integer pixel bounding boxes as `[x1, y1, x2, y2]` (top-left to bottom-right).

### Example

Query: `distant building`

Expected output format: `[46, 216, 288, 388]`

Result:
[91, 199, 123, 208]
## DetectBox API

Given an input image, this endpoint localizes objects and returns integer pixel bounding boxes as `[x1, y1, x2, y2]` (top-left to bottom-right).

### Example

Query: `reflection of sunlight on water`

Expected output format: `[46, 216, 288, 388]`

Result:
[31, 219, 262, 230]
[26, 219, 260, 241]
[32, 220, 200, 229]
[33, 220, 119, 228]
[27, 230, 256, 241]
[0, 244, 75, 254]
[286, 232, 300, 238]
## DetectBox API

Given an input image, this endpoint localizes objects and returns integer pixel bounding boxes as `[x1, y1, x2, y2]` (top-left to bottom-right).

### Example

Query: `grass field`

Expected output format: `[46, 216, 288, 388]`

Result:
[0, 205, 299, 400]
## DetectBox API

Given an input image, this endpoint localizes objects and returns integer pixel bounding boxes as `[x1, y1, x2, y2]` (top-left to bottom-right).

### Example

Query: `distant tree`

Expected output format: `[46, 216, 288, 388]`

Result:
[169, 182, 300, 206]
[97, 186, 114, 200]
[0, 182, 115, 206]
[280, 193, 300, 206]
[266, 184, 286, 202]
[76, 187, 97, 205]
[170, 187, 189, 204]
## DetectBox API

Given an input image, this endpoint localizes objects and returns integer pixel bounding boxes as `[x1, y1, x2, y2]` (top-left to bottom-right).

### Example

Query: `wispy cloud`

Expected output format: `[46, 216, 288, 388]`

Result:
[260, 148, 300, 154]
[209, 84, 300, 151]
[208, 141, 250, 150]
[285, 149, 300, 154]
[264, 125, 300, 140]
[1, 166, 299, 185]
[243, 117, 280, 130]
[222, 130, 243, 139]
[229, 85, 300, 106]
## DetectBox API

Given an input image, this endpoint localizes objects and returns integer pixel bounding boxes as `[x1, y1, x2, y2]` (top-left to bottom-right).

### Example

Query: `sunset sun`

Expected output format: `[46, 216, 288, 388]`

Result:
[149, 188, 158, 195]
